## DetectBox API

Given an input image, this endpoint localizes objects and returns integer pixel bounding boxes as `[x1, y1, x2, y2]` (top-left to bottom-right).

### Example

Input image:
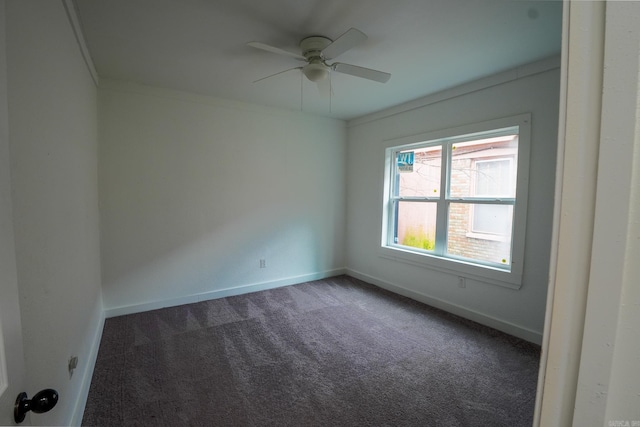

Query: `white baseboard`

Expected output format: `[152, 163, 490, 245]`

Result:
[69, 302, 105, 426]
[104, 268, 347, 318]
[346, 268, 543, 344]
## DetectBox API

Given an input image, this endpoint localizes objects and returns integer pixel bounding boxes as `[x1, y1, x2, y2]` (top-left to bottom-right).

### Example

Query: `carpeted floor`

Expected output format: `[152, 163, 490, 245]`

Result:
[82, 275, 540, 426]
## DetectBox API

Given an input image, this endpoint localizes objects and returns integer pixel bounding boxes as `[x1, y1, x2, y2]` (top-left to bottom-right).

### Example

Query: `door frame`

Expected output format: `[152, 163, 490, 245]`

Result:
[536, 1, 640, 425]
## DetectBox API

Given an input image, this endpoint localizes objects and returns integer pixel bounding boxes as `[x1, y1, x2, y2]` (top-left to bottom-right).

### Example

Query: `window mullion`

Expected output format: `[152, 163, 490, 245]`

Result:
[389, 154, 400, 245]
[448, 198, 516, 205]
[434, 143, 450, 256]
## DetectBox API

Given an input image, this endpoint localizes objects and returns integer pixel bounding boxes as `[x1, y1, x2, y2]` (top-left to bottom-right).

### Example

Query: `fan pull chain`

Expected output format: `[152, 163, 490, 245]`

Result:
[300, 71, 303, 112]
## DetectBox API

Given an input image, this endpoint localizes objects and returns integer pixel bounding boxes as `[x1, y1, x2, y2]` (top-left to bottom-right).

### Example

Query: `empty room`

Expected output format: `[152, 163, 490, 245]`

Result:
[1, 0, 640, 426]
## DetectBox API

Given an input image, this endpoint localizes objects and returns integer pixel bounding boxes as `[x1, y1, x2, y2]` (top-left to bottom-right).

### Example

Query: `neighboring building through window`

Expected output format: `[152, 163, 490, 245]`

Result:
[381, 115, 530, 287]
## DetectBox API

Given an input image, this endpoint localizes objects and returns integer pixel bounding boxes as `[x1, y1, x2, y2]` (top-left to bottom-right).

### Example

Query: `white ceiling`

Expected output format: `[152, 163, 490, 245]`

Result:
[73, 0, 562, 121]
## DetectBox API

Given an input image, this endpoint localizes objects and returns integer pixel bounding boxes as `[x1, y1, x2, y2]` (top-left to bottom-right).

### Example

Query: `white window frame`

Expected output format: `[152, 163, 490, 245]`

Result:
[380, 114, 530, 288]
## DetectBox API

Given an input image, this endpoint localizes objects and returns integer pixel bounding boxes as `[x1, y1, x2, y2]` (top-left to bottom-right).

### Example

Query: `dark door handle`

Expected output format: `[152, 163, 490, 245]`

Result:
[14, 389, 58, 423]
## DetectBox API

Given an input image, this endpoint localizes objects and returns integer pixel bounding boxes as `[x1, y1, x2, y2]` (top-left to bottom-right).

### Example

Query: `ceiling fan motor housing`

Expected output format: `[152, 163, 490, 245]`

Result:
[300, 36, 332, 60]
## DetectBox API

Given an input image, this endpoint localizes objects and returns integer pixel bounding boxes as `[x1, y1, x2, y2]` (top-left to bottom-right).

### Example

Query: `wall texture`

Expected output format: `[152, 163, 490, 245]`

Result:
[345, 65, 560, 343]
[6, 0, 103, 425]
[0, 2, 27, 424]
[98, 81, 347, 313]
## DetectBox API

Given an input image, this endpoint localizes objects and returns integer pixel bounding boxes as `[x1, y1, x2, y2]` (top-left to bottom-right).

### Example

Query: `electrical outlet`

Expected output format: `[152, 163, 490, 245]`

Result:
[259, 259, 266, 268]
[68, 356, 78, 379]
[458, 277, 466, 288]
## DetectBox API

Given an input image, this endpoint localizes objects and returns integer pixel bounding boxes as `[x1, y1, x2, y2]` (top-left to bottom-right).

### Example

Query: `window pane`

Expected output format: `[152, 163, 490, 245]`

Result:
[447, 203, 513, 267]
[473, 204, 512, 234]
[395, 201, 437, 251]
[450, 135, 518, 198]
[476, 159, 511, 196]
[397, 146, 442, 197]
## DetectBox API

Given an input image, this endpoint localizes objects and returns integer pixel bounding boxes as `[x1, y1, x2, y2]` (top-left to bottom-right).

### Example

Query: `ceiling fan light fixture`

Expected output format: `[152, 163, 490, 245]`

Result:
[302, 62, 329, 82]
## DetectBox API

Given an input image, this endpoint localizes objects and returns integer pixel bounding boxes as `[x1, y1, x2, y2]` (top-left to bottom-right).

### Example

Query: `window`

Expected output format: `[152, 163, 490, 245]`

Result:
[381, 115, 530, 287]
[471, 159, 514, 236]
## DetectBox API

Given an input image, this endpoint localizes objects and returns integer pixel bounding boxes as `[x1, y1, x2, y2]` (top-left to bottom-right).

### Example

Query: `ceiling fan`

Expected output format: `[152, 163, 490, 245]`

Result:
[248, 28, 391, 88]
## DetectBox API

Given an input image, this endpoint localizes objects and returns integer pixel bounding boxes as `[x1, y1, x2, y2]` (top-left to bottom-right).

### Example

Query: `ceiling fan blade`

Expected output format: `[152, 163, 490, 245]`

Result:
[332, 62, 391, 83]
[247, 42, 306, 61]
[253, 67, 301, 83]
[321, 28, 367, 60]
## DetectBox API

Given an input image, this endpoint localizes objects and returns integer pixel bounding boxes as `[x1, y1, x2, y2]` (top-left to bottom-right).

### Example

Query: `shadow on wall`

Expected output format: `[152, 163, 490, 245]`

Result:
[102, 205, 332, 311]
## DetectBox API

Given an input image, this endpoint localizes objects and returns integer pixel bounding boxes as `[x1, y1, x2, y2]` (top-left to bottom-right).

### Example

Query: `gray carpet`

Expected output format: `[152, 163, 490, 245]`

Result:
[82, 275, 540, 426]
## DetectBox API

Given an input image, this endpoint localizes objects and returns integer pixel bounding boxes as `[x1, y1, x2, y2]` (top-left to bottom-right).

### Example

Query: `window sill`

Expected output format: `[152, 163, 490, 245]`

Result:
[379, 245, 522, 289]
[465, 231, 508, 242]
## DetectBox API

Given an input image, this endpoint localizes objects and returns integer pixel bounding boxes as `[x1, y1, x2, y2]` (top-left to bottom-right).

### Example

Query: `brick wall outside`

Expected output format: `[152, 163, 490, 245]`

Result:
[447, 201, 511, 265]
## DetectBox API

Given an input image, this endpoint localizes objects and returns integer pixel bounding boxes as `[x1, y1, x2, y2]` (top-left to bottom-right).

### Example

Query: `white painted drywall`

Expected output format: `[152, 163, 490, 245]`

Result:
[6, 1, 103, 425]
[345, 65, 560, 343]
[0, 2, 27, 424]
[98, 81, 347, 312]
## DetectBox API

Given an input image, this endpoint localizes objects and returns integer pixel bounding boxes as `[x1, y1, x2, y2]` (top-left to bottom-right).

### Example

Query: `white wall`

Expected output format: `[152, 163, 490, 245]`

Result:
[345, 62, 560, 343]
[98, 81, 347, 313]
[0, 2, 27, 424]
[6, 1, 103, 425]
